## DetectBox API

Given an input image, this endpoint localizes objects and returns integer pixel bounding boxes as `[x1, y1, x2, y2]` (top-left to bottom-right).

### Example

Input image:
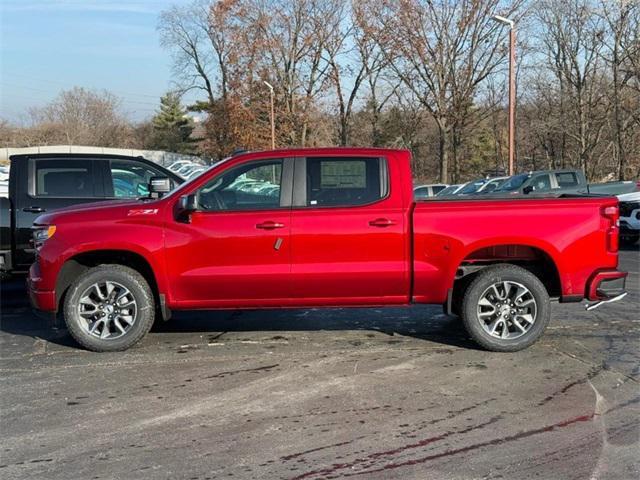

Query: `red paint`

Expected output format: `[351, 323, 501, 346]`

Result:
[28, 147, 625, 314]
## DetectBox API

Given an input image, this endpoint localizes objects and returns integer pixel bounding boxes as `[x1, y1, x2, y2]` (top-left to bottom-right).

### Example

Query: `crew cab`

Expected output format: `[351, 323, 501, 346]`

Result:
[28, 148, 627, 352]
[1, 153, 182, 275]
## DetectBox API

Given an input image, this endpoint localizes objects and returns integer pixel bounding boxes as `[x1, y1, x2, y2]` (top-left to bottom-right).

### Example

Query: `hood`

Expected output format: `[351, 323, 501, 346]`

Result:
[34, 198, 164, 225]
[617, 191, 640, 202]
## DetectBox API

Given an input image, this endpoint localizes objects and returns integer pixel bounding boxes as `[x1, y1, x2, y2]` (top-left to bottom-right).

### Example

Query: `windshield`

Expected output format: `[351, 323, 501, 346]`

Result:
[495, 174, 529, 192]
[459, 180, 487, 194]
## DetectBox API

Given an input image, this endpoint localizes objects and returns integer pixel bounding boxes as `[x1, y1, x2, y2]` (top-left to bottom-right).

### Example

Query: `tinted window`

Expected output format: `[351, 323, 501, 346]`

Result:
[197, 160, 282, 211]
[531, 174, 551, 191]
[432, 185, 447, 194]
[556, 172, 578, 188]
[109, 160, 170, 198]
[306, 157, 385, 207]
[436, 185, 460, 196]
[496, 174, 529, 192]
[459, 180, 487, 194]
[35, 159, 96, 197]
[414, 187, 429, 199]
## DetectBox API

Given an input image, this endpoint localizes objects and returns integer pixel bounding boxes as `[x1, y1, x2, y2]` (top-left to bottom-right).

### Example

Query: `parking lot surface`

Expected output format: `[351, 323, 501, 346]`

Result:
[1, 249, 638, 480]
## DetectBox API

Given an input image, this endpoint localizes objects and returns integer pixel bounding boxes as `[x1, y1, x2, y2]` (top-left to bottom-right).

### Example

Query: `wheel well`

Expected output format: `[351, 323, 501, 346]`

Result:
[56, 250, 160, 310]
[453, 245, 561, 298]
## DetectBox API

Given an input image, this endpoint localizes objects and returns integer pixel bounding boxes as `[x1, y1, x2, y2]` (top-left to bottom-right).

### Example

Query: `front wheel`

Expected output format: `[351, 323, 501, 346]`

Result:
[460, 264, 551, 352]
[63, 265, 155, 352]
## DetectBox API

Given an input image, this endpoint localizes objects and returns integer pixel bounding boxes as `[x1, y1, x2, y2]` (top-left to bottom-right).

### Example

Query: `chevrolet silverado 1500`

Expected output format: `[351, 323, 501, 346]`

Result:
[28, 148, 627, 352]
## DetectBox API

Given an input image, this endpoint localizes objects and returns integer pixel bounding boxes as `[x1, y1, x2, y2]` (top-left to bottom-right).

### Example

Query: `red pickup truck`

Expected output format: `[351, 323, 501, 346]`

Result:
[28, 148, 627, 352]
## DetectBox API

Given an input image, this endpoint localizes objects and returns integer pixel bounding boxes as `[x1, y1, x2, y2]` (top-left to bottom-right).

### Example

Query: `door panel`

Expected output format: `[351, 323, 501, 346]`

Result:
[164, 210, 291, 306]
[15, 158, 105, 268]
[164, 158, 293, 307]
[289, 156, 409, 304]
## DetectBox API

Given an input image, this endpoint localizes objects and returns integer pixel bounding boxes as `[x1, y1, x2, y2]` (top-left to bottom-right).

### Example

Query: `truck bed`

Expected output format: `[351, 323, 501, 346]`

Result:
[411, 196, 618, 304]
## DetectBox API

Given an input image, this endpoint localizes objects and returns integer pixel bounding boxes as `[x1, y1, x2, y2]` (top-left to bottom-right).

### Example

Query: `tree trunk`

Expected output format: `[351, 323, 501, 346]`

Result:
[437, 118, 449, 183]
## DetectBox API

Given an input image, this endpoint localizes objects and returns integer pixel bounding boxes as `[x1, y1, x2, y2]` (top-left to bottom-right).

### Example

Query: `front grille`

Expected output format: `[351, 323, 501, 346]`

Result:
[619, 202, 639, 217]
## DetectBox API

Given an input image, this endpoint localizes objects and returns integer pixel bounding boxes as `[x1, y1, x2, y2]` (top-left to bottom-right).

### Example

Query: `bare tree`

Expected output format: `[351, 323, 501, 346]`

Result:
[536, 0, 611, 179]
[158, 0, 216, 105]
[367, 0, 522, 182]
[598, 0, 640, 179]
[29, 87, 134, 147]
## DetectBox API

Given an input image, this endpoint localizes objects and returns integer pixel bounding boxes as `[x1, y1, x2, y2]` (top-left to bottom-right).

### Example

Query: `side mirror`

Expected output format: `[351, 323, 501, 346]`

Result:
[176, 194, 198, 223]
[149, 176, 172, 198]
[523, 185, 535, 194]
[179, 194, 198, 212]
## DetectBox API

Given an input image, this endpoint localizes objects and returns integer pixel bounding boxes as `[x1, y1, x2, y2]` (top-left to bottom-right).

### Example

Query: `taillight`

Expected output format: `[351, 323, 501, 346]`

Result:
[602, 205, 619, 252]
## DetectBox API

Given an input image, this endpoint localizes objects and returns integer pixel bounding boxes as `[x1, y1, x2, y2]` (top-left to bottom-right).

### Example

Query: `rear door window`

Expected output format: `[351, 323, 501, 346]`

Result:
[555, 172, 578, 188]
[33, 159, 98, 198]
[305, 157, 387, 207]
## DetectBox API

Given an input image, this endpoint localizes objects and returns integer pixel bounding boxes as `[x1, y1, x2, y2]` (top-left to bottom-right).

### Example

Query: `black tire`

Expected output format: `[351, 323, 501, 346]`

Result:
[460, 264, 551, 352]
[63, 265, 155, 352]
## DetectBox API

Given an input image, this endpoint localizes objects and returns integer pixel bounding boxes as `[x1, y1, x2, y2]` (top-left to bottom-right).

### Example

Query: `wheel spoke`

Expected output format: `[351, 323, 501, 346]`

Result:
[502, 281, 512, 300]
[488, 319, 501, 335]
[88, 319, 104, 335]
[478, 308, 496, 318]
[93, 284, 107, 301]
[478, 297, 493, 307]
[113, 318, 126, 334]
[512, 318, 526, 333]
[518, 313, 534, 324]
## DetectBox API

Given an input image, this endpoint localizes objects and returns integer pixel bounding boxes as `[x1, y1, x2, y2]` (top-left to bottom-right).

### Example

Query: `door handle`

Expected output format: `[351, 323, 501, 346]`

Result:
[369, 218, 396, 227]
[256, 221, 285, 230]
[23, 206, 46, 213]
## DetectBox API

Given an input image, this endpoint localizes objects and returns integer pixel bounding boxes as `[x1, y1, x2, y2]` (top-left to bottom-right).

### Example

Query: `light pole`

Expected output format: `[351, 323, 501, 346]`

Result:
[491, 15, 516, 176]
[263, 81, 275, 150]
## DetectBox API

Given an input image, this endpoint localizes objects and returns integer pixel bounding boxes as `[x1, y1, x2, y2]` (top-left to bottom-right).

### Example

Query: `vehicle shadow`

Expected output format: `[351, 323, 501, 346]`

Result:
[0, 278, 477, 351]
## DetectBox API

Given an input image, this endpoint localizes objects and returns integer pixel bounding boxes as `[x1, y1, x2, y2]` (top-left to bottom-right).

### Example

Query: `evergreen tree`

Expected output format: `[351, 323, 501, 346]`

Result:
[150, 93, 196, 153]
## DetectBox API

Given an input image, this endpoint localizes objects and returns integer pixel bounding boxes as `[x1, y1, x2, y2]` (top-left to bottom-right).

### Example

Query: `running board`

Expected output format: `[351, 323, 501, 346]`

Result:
[585, 292, 628, 311]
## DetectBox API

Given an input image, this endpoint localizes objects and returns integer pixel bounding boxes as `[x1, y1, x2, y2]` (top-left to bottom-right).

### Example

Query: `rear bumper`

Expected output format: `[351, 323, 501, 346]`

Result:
[586, 270, 627, 301]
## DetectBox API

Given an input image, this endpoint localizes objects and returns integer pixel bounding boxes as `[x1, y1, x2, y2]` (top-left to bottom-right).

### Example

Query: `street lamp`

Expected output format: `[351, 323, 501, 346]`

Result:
[263, 81, 275, 150]
[491, 14, 516, 176]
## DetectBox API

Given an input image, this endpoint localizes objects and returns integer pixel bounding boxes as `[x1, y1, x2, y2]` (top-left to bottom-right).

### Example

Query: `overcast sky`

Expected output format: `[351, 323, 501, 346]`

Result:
[0, 0, 198, 123]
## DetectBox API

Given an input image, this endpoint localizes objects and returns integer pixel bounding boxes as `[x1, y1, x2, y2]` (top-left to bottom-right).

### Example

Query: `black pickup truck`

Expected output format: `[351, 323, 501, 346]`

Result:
[0, 153, 182, 275]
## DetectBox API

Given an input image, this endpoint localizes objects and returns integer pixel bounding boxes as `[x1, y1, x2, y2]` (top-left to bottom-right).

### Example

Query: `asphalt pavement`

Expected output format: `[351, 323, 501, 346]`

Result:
[1, 249, 638, 480]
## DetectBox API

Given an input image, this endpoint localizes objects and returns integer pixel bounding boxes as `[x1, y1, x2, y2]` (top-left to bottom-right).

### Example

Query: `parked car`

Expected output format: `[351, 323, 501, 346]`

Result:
[618, 191, 640, 245]
[477, 176, 510, 193]
[0, 153, 182, 275]
[414, 184, 448, 200]
[435, 184, 464, 196]
[168, 160, 194, 172]
[493, 169, 637, 196]
[28, 148, 626, 353]
[186, 167, 207, 179]
[0, 165, 9, 182]
[176, 163, 200, 176]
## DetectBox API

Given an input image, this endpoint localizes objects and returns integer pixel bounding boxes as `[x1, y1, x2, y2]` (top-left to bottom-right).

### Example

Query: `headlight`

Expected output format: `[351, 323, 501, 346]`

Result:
[33, 225, 56, 249]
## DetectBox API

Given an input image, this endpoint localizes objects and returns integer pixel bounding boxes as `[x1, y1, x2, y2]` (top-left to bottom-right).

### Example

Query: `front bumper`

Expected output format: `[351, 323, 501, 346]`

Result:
[28, 263, 57, 314]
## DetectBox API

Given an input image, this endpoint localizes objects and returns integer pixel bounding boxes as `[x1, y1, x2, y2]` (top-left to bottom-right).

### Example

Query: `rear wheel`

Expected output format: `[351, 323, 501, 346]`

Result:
[63, 265, 155, 352]
[460, 264, 550, 352]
